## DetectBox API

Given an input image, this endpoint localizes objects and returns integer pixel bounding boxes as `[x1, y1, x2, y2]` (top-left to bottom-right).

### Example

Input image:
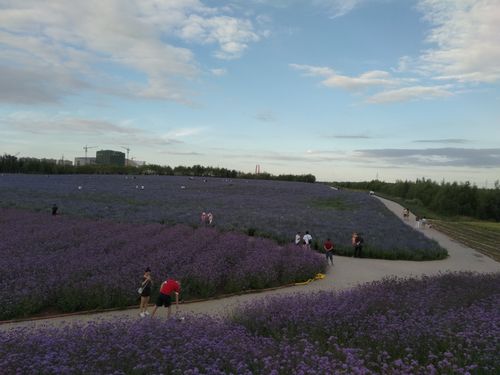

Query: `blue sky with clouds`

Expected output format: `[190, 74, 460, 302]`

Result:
[1, 0, 499, 184]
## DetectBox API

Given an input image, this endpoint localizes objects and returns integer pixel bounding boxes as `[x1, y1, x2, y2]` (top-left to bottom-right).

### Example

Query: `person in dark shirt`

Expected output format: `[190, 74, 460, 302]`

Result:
[354, 233, 364, 258]
[139, 267, 153, 317]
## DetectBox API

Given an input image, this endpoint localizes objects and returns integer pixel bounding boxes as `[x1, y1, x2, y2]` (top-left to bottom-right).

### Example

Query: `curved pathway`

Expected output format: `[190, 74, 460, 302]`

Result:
[2, 196, 499, 331]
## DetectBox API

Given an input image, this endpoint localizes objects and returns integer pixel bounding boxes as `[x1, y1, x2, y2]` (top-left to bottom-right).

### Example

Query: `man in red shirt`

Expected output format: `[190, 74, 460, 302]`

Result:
[323, 238, 334, 265]
[151, 277, 181, 318]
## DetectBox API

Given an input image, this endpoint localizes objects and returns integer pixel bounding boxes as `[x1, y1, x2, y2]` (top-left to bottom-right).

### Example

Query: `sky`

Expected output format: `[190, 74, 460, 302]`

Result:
[1, 0, 499, 185]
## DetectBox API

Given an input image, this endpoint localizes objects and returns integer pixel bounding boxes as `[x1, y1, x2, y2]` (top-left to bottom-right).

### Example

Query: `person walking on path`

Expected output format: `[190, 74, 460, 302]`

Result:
[51, 203, 58, 216]
[421, 217, 428, 229]
[138, 268, 153, 317]
[151, 276, 181, 318]
[302, 231, 313, 249]
[323, 238, 335, 265]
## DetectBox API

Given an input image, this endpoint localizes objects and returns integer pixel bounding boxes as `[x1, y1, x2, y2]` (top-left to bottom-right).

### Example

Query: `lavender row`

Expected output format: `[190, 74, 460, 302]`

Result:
[0, 208, 325, 320]
[1, 273, 497, 374]
[232, 272, 500, 374]
[0, 174, 446, 260]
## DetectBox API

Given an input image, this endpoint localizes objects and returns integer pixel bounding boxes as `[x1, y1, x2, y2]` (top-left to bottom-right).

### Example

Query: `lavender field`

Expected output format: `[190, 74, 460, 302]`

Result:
[0, 209, 324, 320]
[0, 174, 445, 260]
[1, 273, 498, 374]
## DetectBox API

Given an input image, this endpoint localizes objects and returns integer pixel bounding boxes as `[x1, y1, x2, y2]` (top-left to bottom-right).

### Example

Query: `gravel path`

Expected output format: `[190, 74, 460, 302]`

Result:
[2, 196, 498, 331]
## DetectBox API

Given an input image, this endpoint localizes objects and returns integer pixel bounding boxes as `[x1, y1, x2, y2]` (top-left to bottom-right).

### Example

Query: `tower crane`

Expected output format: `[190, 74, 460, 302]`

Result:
[83, 145, 98, 163]
[120, 146, 130, 166]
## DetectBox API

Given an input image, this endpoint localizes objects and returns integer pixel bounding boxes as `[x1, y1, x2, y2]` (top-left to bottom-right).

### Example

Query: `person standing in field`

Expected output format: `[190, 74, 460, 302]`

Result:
[323, 238, 334, 265]
[415, 216, 421, 229]
[139, 268, 153, 317]
[302, 231, 313, 249]
[151, 276, 181, 318]
[351, 232, 357, 257]
[207, 212, 214, 225]
[295, 231, 302, 246]
[354, 233, 364, 258]
[51, 203, 58, 215]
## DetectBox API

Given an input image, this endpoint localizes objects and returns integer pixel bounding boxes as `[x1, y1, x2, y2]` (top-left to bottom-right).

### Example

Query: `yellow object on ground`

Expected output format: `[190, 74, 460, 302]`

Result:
[294, 273, 326, 286]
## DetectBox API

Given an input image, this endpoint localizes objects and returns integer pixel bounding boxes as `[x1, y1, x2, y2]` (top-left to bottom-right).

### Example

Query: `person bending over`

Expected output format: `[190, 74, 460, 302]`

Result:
[151, 276, 181, 318]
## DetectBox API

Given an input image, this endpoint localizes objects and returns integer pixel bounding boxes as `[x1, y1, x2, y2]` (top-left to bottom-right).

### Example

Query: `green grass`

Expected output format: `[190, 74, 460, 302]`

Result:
[374, 192, 500, 262]
[309, 197, 357, 211]
[430, 220, 500, 261]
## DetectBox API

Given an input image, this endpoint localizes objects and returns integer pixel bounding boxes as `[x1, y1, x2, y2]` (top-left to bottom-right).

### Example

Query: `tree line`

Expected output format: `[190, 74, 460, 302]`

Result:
[336, 178, 500, 221]
[0, 154, 316, 183]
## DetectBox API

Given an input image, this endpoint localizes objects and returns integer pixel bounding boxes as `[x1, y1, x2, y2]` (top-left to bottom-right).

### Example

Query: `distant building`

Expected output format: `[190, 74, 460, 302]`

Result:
[127, 159, 146, 167]
[57, 159, 73, 166]
[74, 157, 97, 166]
[96, 150, 125, 166]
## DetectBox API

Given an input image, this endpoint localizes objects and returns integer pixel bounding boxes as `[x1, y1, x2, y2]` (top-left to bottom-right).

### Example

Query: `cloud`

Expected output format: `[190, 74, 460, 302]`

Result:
[413, 139, 469, 144]
[417, 0, 500, 83]
[163, 127, 204, 139]
[312, 0, 365, 18]
[0, 0, 263, 104]
[289, 64, 334, 77]
[356, 148, 500, 168]
[178, 15, 261, 60]
[290, 63, 454, 104]
[0, 64, 88, 104]
[290, 64, 398, 90]
[0, 112, 180, 147]
[291, 1, 500, 104]
[211, 68, 227, 76]
[254, 110, 276, 122]
[1, 112, 142, 135]
[366, 85, 453, 103]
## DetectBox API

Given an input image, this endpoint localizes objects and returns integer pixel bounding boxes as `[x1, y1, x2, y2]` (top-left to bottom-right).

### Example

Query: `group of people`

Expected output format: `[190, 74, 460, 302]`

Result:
[321, 232, 364, 264]
[200, 211, 214, 225]
[415, 216, 428, 229]
[138, 268, 181, 319]
[295, 231, 313, 248]
[296, 231, 365, 262]
[402, 208, 429, 229]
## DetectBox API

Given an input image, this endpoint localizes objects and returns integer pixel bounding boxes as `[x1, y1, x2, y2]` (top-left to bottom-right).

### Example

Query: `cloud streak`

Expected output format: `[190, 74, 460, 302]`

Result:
[413, 139, 469, 144]
[0, 112, 180, 147]
[290, 64, 398, 90]
[366, 85, 453, 104]
[356, 148, 500, 168]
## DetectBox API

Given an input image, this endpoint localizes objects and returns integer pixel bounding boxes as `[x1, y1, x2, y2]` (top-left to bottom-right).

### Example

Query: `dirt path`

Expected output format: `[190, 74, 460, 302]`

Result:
[2, 196, 499, 331]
